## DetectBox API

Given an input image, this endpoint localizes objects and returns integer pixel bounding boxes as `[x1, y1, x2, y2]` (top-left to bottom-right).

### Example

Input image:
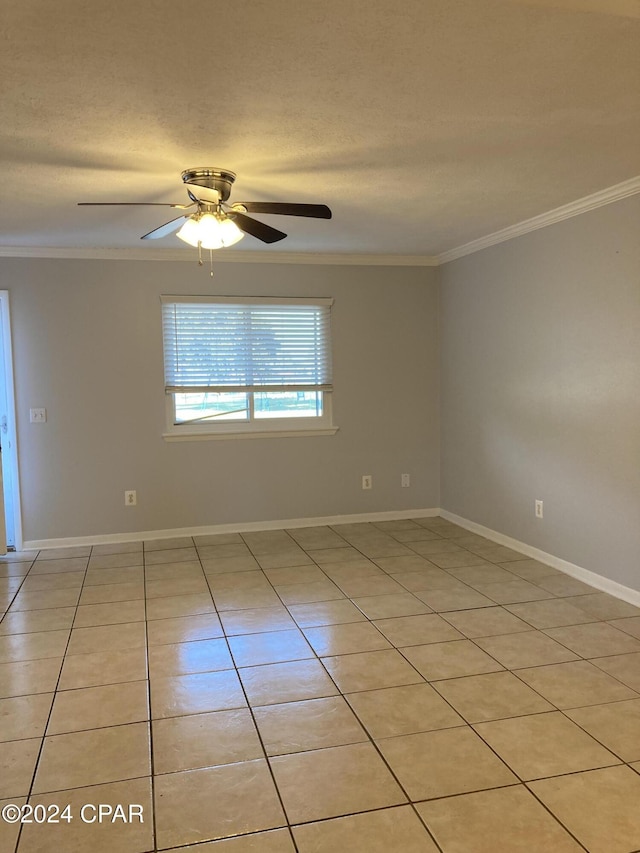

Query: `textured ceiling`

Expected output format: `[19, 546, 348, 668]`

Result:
[1, 0, 639, 258]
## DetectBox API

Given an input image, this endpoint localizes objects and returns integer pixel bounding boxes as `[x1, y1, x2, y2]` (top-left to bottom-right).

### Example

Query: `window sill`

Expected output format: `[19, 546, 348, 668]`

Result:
[163, 426, 339, 442]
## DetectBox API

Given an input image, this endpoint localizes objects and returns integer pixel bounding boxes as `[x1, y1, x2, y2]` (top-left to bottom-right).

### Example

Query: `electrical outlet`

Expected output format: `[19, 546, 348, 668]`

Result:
[401, 473, 410, 488]
[362, 475, 372, 490]
[535, 499, 543, 519]
[125, 490, 137, 506]
[30, 408, 47, 423]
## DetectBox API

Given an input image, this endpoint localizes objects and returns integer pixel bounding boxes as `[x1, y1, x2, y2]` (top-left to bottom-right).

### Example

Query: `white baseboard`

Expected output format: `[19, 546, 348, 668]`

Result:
[440, 510, 640, 608]
[22, 507, 440, 551]
[22, 506, 640, 608]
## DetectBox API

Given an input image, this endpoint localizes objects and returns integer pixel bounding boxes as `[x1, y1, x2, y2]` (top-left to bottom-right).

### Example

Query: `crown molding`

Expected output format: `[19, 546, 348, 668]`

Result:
[436, 175, 640, 264]
[0, 245, 439, 266]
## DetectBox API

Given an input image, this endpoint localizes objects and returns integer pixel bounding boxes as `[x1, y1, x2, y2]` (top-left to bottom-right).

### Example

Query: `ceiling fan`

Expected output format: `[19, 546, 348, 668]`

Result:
[78, 168, 332, 253]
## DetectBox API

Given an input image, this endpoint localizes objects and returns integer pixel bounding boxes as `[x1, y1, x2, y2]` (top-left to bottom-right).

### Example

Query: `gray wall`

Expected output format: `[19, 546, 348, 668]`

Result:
[440, 195, 640, 591]
[3, 258, 440, 541]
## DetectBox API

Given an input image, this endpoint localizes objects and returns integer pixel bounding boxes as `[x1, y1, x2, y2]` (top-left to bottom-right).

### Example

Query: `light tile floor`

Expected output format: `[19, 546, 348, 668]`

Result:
[2, 517, 640, 852]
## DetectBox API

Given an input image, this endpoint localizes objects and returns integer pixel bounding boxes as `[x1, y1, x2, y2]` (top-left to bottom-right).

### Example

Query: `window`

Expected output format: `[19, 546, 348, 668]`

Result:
[161, 295, 335, 439]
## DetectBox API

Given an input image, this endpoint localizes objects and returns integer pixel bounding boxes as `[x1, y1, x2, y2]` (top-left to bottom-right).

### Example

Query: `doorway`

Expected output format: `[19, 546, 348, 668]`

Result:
[0, 291, 22, 551]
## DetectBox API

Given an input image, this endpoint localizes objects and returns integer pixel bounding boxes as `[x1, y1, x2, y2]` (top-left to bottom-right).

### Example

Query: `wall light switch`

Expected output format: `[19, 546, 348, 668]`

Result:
[30, 408, 47, 423]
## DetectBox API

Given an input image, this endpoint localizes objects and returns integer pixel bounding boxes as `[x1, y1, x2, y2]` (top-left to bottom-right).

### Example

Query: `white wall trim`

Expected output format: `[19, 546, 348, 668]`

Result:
[21, 506, 640, 607]
[436, 175, 640, 264]
[440, 510, 640, 607]
[162, 427, 339, 442]
[0, 291, 23, 551]
[22, 507, 440, 550]
[0, 246, 440, 267]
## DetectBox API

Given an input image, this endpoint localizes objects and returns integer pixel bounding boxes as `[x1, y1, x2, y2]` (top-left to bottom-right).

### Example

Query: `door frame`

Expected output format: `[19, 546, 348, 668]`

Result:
[0, 291, 23, 550]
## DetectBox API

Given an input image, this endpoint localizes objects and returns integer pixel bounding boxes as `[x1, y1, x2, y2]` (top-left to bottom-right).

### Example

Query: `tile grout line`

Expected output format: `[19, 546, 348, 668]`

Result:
[13, 546, 89, 853]
[0, 550, 41, 853]
[142, 540, 159, 853]
[235, 526, 447, 852]
[200, 532, 301, 853]
[216, 526, 434, 847]
[385, 525, 597, 851]
[327, 527, 550, 849]
[0, 556, 36, 626]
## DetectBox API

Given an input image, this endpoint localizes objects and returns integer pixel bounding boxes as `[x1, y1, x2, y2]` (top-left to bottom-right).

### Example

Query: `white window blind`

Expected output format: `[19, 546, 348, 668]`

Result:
[161, 296, 333, 394]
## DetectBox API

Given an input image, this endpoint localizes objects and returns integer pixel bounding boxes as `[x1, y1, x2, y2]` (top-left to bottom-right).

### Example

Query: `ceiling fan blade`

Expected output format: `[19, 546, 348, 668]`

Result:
[232, 202, 331, 219]
[230, 212, 287, 244]
[78, 202, 194, 209]
[141, 215, 188, 240]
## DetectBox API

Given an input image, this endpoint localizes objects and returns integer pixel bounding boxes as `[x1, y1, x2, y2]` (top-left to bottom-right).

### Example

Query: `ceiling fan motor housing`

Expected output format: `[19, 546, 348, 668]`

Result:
[181, 168, 236, 203]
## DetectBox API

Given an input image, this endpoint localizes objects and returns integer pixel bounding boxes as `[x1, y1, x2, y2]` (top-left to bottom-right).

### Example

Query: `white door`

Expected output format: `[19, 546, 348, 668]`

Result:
[0, 292, 20, 550]
[0, 450, 6, 554]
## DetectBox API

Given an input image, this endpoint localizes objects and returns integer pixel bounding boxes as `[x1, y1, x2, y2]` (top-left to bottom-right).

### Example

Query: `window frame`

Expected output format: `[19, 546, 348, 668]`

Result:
[161, 295, 337, 441]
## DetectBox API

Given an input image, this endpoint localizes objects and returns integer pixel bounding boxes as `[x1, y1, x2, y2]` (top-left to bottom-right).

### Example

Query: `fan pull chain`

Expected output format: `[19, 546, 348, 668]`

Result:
[195, 242, 214, 275]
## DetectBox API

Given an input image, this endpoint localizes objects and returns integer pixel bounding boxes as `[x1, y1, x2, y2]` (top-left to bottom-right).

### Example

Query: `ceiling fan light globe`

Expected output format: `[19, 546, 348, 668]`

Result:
[218, 217, 244, 247]
[176, 216, 202, 247]
[198, 213, 244, 249]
